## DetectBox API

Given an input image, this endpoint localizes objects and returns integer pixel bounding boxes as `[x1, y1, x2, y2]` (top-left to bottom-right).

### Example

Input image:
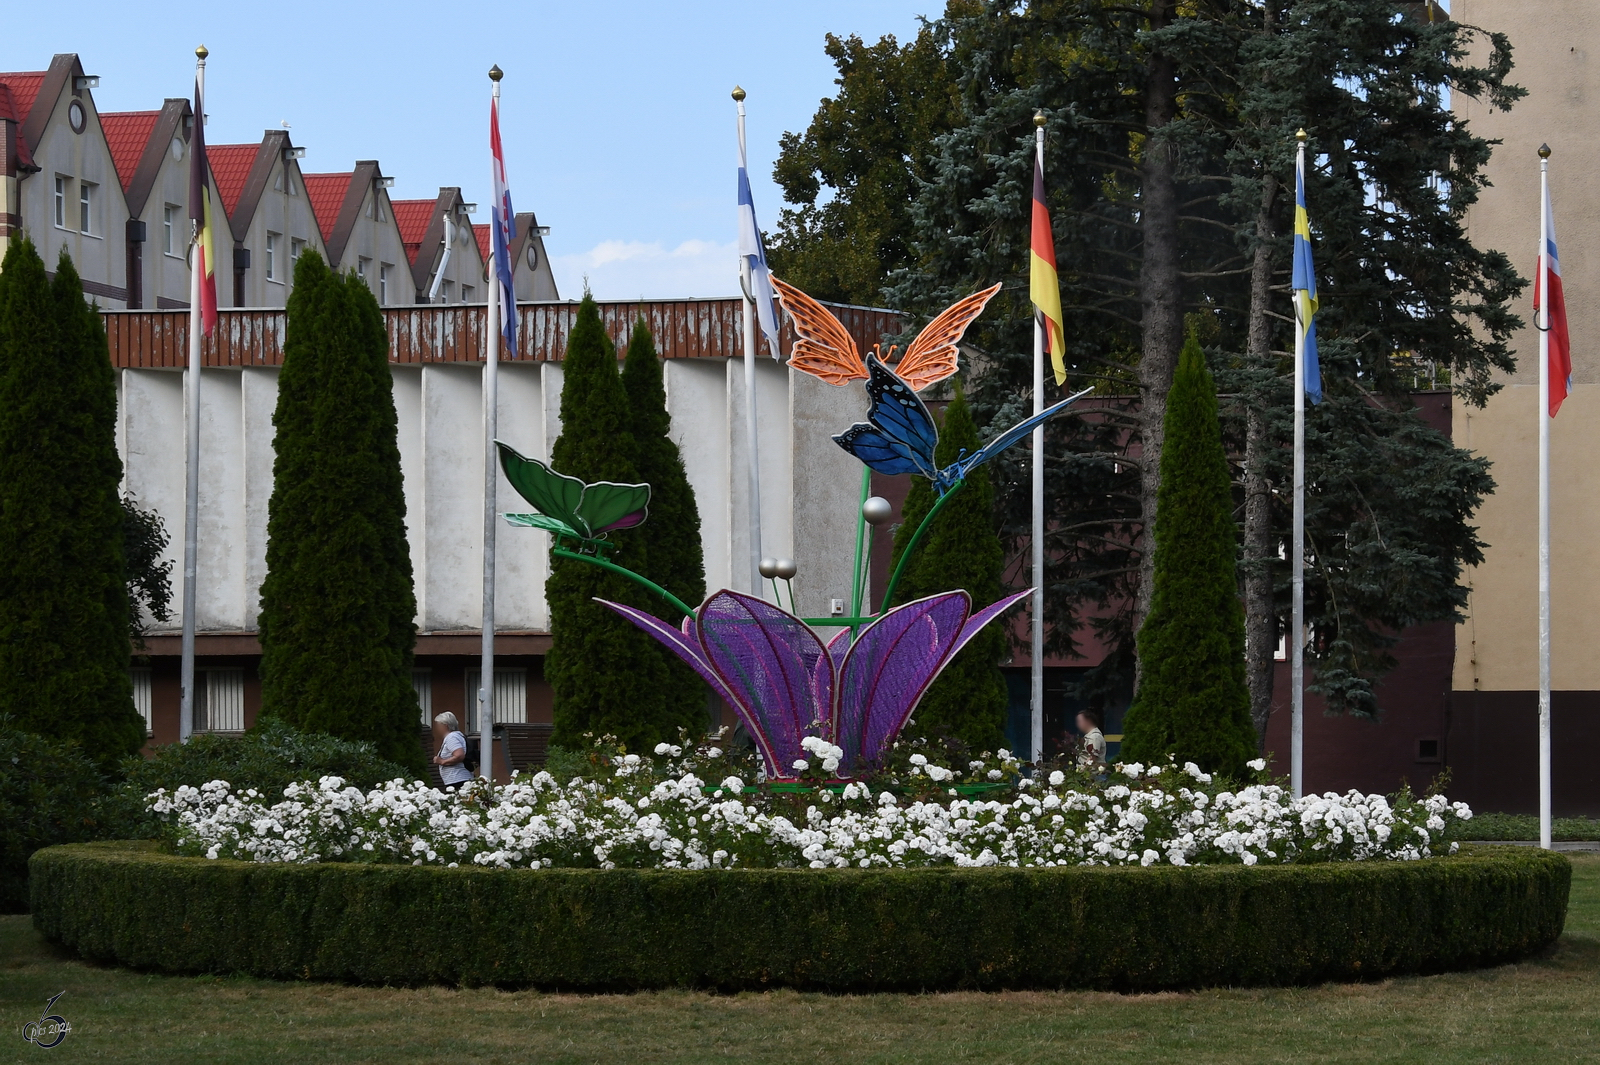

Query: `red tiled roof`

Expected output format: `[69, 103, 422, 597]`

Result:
[473, 223, 491, 262]
[0, 72, 46, 124]
[390, 198, 438, 265]
[206, 143, 260, 218]
[100, 110, 160, 191]
[302, 172, 353, 243]
[0, 83, 36, 170]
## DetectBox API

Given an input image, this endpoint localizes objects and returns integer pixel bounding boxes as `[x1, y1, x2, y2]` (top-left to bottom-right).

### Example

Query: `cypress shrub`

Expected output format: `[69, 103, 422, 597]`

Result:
[0, 238, 142, 769]
[31, 842, 1570, 991]
[888, 382, 1008, 752]
[0, 723, 108, 913]
[546, 298, 678, 750]
[621, 318, 709, 733]
[1121, 332, 1257, 778]
[257, 254, 424, 774]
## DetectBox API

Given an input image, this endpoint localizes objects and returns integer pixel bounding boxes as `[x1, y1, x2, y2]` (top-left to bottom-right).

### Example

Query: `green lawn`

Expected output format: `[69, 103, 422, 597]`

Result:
[4, 857, 1598, 1064]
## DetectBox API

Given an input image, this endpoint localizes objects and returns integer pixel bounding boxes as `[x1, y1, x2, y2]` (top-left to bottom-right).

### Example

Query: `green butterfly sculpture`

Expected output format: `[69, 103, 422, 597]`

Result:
[497, 441, 651, 549]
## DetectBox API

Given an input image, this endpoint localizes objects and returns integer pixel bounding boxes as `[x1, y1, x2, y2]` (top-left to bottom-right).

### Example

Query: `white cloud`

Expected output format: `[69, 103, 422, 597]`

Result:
[551, 239, 740, 301]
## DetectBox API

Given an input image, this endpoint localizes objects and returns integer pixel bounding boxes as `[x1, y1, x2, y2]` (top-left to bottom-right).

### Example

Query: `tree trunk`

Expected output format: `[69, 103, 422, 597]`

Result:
[1243, 171, 1279, 750]
[1133, 0, 1184, 655]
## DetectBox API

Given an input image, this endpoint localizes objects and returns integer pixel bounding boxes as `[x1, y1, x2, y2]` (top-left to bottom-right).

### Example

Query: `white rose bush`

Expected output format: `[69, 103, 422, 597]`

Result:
[146, 739, 1472, 871]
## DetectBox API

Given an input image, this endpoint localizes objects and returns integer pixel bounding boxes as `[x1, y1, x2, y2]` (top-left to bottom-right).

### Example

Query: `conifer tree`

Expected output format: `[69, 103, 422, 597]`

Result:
[258, 253, 424, 774]
[1119, 333, 1256, 777]
[0, 239, 142, 768]
[546, 298, 681, 750]
[621, 319, 709, 733]
[887, 383, 1008, 753]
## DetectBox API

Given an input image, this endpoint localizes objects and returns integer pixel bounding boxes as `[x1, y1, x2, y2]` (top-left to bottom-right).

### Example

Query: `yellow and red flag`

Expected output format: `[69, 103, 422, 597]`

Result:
[1030, 153, 1065, 385]
[188, 73, 217, 334]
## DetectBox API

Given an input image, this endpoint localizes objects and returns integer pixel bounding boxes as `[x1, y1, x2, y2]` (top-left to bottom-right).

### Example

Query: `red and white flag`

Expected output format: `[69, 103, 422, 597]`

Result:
[1535, 179, 1571, 417]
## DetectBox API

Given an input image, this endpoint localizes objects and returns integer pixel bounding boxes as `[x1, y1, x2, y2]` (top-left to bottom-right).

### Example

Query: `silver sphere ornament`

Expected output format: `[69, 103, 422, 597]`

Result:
[758, 557, 781, 579]
[773, 558, 798, 580]
[862, 496, 893, 526]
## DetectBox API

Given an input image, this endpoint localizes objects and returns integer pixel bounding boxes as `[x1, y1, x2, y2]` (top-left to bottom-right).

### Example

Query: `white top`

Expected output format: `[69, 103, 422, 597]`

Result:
[1077, 728, 1107, 770]
[438, 730, 473, 785]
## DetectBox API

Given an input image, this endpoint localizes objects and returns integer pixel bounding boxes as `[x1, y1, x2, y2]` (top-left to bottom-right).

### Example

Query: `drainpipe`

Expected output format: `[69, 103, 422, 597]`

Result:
[427, 212, 455, 302]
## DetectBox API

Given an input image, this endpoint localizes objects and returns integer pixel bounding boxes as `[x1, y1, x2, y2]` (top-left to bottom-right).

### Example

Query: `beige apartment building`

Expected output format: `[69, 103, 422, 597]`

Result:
[1450, 0, 1600, 812]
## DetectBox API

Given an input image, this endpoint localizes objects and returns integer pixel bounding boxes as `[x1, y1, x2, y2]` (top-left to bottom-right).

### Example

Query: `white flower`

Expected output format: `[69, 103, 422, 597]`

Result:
[706, 748, 723, 759]
[909, 754, 928, 766]
[1048, 771, 1065, 787]
[822, 757, 840, 773]
[654, 742, 672, 755]
[793, 759, 809, 771]
[1247, 758, 1267, 772]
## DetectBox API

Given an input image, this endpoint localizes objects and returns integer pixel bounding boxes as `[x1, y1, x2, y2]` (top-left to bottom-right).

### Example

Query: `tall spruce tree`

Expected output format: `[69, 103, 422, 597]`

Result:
[620, 319, 709, 733]
[546, 298, 683, 750]
[0, 239, 142, 768]
[779, 0, 1521, 725]
[1119, 333, 1256, 777]
[887, 382, 1008, 753]
[257, 253, 424, 774]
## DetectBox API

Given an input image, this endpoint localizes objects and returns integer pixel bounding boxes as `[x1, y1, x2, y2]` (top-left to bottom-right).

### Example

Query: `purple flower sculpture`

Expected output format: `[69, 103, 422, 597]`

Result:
[599, 588, 1030, 780]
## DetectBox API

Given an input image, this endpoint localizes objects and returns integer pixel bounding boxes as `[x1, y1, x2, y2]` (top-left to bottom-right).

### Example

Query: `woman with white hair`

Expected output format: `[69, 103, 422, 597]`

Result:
[431, 712, 473, 791]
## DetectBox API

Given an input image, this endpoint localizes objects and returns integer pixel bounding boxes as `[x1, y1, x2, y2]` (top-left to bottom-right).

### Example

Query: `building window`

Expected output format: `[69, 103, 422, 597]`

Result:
[196, 669, 245, 732]
[54, 177, 66, 228]
[163, 205, 178, 255]
[132, 668, 153, 735]
[265, 233, 279, 282]
[285, 171, 296, 196]
[440, 280, 453, 303]
[414, 669, 433, 726]
[379, 262, 390, 304]
[357, 257, 370, 282]
[462, 284, 475, 303]
[79, 181, 95, 235]
[465, 668, 527, 733]
[290, 237, 305, 264]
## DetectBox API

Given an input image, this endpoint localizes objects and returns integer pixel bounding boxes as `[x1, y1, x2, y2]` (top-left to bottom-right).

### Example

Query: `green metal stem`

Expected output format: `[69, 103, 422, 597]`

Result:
[551, 545, 695, 619]
[879, 479, 965, 614]
[849, 466, 871, 618]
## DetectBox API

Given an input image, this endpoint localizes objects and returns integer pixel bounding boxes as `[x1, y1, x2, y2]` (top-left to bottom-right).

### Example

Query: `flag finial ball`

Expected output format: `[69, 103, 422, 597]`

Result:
[488, 65, 503, 82]
[732, 85, 747, 102]
[1034, 110, 1046, 128]
[1539, 143, 1552, 159]
[196, 44, 209, 60]
[1296, 128, 1307, 143]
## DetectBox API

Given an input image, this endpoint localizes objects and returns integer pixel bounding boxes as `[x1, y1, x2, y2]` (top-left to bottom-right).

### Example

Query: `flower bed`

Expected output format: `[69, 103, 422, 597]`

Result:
[143, 749, 1475, 871]
[29, 840, 1569, 990]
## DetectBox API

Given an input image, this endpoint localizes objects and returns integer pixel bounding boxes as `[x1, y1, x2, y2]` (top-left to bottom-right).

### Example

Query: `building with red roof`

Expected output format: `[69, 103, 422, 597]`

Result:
[391, 188, 485, 304]
[298, 162, 409, 304]
[473, 213, 559, 303]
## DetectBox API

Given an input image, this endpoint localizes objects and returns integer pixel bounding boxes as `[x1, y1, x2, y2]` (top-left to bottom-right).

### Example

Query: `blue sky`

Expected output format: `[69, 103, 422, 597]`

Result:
[4, 0, 930, 299]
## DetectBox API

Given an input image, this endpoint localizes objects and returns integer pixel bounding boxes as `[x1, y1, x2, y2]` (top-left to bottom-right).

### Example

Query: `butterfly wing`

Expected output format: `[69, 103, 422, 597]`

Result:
[950, 386, 1094, 482]
[576, 481, 652, 535]
[496, 442, 592, 537]
[773, 276, 866, 386]
[833, 351, 941, 478]
[893, 283, 1003, 392]
[503, 512, 581, 539]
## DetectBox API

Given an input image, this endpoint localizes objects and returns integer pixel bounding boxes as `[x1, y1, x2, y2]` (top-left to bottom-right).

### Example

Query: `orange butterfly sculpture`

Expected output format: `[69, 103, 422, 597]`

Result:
[773, 277, 1003, 393]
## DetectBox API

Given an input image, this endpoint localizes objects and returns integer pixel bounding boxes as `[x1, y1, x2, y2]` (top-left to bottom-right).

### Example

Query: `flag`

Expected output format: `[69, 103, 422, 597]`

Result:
[1535, 177, 1571, 417]
[188, 73, 217, 334]
[1293, 148, 1323, 404]
[1030, 153, 1066, 386]
[737, 133, 780, 356]
[489, 92, 517, 348]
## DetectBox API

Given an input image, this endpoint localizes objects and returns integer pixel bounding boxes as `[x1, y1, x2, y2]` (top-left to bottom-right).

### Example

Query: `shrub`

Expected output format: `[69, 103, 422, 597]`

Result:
[257, 253, 423, 773]
[30, 841, 1569, 991]
[0, 724, 108, 912]
[1447, 813, 1600, 843]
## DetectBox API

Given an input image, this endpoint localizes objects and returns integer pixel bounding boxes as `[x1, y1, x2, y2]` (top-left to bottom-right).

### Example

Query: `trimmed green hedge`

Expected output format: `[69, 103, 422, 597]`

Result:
[30, 842, 1568, 992]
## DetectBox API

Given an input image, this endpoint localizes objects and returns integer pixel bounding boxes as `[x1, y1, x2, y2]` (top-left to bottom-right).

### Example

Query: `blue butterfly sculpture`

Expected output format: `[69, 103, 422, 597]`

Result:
[833, 352, 1093, 495]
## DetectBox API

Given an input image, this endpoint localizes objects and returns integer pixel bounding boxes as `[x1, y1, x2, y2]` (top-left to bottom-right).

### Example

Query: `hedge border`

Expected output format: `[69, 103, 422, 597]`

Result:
[30, 842, 1569, 992]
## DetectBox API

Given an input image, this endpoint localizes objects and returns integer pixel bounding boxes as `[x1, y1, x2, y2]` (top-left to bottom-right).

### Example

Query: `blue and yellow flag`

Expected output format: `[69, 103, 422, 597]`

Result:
[1292, 140, 1323, 404]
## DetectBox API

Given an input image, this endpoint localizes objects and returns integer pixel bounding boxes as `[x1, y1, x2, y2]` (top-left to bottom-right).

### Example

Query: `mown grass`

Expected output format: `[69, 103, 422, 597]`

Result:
[4, 856, 1597, 1065]
[1453, 813, 1600, 842]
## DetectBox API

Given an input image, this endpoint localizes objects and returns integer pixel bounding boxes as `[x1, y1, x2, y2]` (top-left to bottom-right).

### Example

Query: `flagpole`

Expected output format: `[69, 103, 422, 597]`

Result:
[179, 43, 207, 744]
[734, 86, 764, 596]
[1537, 143, 1552, 851]
[479, 65, 504, 785]
[1291, 130, 1308, 800]
[1030, 113, 1046, 766]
